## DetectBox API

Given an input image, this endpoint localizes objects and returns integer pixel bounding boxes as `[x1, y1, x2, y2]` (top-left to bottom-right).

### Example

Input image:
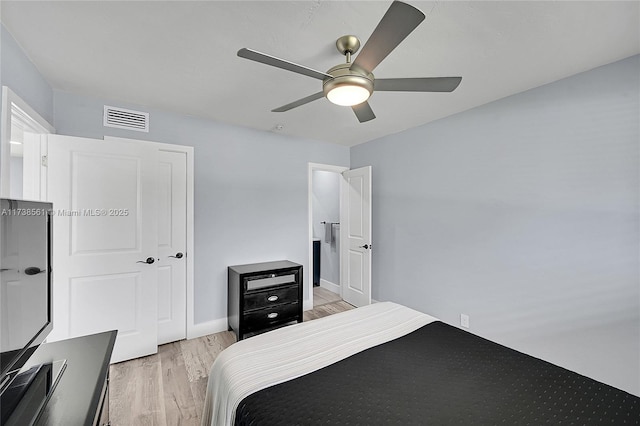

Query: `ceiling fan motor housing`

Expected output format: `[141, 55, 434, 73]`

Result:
[322, 63, 375, 104]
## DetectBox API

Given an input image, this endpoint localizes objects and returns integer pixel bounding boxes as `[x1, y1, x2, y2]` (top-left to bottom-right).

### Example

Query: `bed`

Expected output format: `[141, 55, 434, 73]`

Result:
[202, 302, 639, 425]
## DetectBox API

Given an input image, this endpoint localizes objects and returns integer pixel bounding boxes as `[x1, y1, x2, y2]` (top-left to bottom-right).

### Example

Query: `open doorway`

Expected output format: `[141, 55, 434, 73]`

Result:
[308, 162, 373, 310]
[308, 163, 348, 309]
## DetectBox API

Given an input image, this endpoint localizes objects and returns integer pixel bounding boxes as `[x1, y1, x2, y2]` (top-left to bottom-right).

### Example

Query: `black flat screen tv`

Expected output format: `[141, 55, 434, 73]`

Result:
[0, 199, 53, 395]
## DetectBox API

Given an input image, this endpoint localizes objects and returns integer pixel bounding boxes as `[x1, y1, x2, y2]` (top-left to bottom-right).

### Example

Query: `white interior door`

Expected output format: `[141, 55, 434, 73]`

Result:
[340, 166, 372, 307]
[46, 134, 158, 363]
[157, 150, 187, 345]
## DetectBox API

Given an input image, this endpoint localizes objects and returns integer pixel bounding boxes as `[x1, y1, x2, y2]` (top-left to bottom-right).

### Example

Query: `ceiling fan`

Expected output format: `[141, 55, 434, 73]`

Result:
[237, 0, 462, 123]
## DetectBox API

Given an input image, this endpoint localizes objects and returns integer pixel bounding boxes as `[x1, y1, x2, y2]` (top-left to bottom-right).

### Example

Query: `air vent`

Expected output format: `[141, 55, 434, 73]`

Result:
[103, 106, 149, 132]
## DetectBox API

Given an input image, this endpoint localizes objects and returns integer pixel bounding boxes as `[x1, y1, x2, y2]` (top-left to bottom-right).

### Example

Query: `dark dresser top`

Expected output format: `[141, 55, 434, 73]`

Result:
[27, 330, 117, 426]
[229, 260, 302, 275]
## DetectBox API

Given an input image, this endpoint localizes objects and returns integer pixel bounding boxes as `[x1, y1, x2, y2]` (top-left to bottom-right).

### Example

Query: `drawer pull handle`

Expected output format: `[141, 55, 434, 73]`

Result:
[267, 312, 279, 319]
[267, 295, 279, 302]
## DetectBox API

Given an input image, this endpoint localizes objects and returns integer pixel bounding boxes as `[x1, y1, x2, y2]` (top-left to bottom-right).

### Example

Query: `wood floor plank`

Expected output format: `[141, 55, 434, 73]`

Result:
[313, 286, 342, 307]
[138, 355, 168, 426]
[304, 300, 354, 321]
[159, 342, 200, 426]
[110, 354, 167, 426]
[109, 357, 139, 425]
[180, 331, 235, 382]
[189, 377, 209, 423]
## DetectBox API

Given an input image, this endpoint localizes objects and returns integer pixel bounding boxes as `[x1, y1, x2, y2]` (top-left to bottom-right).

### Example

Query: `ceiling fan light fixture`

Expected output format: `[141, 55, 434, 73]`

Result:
[323, 72, 374, 107]
[326, 84, 371, 106]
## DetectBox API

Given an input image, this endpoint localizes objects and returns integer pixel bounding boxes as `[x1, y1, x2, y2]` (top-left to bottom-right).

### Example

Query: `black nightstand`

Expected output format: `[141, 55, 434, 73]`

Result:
[228, 260, 303, 340]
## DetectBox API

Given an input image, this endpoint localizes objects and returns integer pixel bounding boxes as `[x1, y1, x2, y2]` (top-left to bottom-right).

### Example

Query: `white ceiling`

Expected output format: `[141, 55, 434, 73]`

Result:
[1, 1, 638, 146]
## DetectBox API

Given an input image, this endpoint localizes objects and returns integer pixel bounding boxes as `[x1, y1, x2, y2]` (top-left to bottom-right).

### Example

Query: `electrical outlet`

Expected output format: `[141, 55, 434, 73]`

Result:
[460, 314, 470, 328]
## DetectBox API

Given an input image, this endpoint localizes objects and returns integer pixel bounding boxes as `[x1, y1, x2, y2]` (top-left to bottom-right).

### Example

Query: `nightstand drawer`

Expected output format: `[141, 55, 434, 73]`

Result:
[244, 302, 299, 331]
[244, 285, 299, 311]
[245, 272, 298, 291]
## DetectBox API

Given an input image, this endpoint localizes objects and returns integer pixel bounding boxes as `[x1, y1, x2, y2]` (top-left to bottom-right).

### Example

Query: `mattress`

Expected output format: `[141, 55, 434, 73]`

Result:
[202, 302, 436, 426]
[203, 302, 640, 425]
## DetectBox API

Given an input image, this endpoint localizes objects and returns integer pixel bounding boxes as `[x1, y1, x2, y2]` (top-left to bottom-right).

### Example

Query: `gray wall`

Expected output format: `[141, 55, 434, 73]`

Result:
[312, 170, 340, 285]
[53, 90, 350, 324]
[351, 55, 640, 395]
[0, 24, 54, 125]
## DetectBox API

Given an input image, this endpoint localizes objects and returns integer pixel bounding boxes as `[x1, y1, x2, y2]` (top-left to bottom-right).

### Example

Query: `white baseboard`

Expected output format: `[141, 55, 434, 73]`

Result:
[319, 278, 340, 294]
[371, 299, 380, 304]
[187, 317, 228, 340]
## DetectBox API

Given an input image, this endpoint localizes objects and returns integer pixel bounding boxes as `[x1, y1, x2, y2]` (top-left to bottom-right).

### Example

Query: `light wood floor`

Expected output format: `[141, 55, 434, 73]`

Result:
[109, 291, 352, 426]
[313, 285, 342, 307]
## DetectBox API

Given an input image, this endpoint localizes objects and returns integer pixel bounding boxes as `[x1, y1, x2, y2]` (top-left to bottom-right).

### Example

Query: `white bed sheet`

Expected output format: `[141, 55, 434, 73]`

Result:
[202, 302, 437, 426]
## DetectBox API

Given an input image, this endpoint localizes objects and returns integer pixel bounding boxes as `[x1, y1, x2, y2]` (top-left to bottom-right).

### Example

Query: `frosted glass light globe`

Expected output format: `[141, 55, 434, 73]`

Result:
[326, 85, 371, 106]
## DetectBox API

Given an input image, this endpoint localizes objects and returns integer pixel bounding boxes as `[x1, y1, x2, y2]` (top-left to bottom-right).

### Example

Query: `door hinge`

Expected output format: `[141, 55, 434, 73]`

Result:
[41, 155, 48, 167]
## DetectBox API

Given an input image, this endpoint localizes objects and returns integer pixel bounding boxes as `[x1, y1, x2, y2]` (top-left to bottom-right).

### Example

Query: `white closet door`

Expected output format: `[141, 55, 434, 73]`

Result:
[46, 134, 158, 363]
[157, 150, 187, 345]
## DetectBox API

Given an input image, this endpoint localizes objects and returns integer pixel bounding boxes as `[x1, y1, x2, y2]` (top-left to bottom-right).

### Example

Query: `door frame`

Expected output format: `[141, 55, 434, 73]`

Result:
[104, 136, 195, 340]
[307, 163, 348, 310]
[1, 86, 55, 198]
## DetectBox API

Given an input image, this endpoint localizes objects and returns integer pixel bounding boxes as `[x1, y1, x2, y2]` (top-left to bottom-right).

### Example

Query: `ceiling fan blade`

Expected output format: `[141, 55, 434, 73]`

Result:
[238, 48, 332, 80]
[375, 77, 462, 92]
[351, 1, 425, 74]
[352, 102, 376, 123]
[272, 92, 325, 112]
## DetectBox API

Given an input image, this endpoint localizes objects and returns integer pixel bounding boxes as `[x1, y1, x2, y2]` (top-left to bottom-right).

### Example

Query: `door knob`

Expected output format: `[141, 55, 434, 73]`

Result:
[359, 244, 371, 249]
[169, 252, 184, 259]
[24, 267, 45, 275]
[136, 257, 155, 264]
